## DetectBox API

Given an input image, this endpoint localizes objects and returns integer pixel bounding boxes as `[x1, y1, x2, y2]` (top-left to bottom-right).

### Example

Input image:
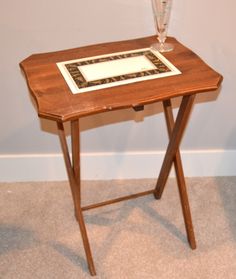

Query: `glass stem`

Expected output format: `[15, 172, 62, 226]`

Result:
[158, 34, 166, 51]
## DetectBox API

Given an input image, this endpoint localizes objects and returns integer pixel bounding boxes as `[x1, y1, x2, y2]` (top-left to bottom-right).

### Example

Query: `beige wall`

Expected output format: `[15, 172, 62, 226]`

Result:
[0, 0, 235, 157]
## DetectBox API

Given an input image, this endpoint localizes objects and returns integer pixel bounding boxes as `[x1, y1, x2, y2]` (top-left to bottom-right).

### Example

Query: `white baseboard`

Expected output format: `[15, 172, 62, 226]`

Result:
[0, 150, 236, 182]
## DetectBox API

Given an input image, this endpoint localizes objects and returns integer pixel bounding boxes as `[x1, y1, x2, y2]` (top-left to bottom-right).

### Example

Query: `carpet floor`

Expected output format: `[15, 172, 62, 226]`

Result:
[1, 177, 236, 278]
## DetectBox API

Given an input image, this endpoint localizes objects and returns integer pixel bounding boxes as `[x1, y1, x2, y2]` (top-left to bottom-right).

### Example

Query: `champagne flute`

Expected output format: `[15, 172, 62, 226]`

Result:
[151, 0, 174, 52]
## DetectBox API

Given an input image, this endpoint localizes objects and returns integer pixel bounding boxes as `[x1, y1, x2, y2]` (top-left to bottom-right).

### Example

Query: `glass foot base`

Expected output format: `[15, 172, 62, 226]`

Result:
[151, 43, 174, 53]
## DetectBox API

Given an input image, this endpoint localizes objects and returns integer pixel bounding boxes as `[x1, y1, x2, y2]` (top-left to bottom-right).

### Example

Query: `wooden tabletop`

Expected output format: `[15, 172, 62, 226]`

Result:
[20, 36, 223, 122]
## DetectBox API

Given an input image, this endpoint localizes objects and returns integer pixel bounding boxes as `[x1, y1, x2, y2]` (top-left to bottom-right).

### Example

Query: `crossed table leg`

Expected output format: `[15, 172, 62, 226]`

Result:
[155, 96, 196, 249]
[57, 94, 196, 276]
[57, 121, 96, 276]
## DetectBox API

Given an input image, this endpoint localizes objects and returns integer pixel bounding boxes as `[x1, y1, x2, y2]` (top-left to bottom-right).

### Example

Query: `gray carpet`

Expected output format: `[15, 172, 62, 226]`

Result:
[1, 177, 236, 278]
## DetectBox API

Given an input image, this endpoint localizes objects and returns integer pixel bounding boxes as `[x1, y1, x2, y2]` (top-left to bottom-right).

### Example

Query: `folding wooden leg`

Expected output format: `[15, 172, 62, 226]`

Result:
[71, 120, 81, 203]
[57, 121, 96, 276]
[162, 99, 196, 249]
[154, 95, 195, 199]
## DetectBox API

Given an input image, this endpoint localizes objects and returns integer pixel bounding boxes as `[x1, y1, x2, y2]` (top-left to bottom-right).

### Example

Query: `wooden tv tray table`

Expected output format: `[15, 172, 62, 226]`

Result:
[20, 36, 222, 276]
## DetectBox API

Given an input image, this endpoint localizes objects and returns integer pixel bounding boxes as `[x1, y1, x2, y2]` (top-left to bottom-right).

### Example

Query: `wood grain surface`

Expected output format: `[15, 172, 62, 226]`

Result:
[20, 36, 223, 122]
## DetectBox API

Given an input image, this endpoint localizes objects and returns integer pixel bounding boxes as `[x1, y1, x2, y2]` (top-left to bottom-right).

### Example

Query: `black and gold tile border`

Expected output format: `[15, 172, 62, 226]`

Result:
[64, 50, 171, 90]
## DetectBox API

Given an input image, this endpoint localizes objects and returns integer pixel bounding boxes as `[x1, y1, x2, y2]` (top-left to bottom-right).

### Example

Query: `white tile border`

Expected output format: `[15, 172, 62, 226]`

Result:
[0, 150, 236, 182]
